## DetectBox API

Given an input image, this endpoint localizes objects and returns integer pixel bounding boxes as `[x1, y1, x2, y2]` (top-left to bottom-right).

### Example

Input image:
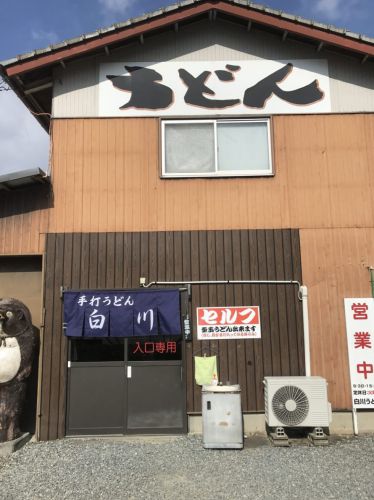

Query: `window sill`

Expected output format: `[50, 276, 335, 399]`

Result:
[161, 172, 274, 179]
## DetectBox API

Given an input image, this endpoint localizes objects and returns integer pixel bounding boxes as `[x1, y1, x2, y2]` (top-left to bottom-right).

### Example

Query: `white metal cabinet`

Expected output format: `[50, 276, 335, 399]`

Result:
[202, 384, 243, 449]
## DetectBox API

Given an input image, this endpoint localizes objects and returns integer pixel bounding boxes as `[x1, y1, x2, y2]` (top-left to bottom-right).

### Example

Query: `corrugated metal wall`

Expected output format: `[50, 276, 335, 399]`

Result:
[300, 228, 374, 410]
[52, 20, 374, 117]
[3, 113, 374, 253]
[48, 114, 374, 233]
[40, 229, 304, 440]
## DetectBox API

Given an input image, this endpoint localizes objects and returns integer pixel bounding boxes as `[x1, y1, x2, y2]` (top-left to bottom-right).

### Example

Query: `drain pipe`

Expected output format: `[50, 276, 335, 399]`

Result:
[140, 279, 302, 289]
[141, 277, 309, 375]
[369, 266, 374, 299]
[141, 277, 309, 370]
[300, 285, 311, 377]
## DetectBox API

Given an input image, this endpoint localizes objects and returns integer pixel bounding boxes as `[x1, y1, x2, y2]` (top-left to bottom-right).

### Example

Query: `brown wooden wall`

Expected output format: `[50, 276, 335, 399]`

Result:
[40, 229, 304, 440]
[0, 184, 50, 255]
[0, 256, 43, 326]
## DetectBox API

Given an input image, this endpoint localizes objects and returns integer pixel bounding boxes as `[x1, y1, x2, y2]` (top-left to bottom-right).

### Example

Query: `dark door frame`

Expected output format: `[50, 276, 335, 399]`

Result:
[65, 338, 187, 436]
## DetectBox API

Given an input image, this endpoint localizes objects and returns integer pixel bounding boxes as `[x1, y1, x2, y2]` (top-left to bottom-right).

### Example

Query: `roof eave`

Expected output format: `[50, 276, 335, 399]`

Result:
[0, 65, 50, 131]
[0, 168, 49, 191]
[3, 0, 374, 80]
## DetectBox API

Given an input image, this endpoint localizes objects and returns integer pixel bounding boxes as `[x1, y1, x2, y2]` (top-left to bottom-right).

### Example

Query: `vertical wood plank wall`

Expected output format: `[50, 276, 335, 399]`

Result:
[0, 185, 50, 255]
[40, 229, 304, 440]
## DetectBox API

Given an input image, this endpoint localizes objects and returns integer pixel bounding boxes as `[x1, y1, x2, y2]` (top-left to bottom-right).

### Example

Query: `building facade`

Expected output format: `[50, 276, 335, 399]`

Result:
[1, 0, 374, 440]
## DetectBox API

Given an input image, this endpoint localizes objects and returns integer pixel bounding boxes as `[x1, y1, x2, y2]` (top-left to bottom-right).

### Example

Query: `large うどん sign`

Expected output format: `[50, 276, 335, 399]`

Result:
[99, 59, 331, 117]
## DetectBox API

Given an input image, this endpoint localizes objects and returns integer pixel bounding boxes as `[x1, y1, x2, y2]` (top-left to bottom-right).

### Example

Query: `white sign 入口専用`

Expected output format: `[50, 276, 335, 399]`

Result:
[99, 60, 331, 117]
[344, 298, 374, 409]
[196, 306, 261, 340]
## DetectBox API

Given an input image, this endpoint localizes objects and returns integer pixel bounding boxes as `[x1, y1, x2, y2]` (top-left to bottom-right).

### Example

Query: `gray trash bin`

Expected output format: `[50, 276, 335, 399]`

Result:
[202, 384, 243, 449]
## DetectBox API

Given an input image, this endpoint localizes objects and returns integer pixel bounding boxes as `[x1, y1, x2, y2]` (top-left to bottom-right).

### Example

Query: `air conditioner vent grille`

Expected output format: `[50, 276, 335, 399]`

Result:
[272, 385, 309, 426]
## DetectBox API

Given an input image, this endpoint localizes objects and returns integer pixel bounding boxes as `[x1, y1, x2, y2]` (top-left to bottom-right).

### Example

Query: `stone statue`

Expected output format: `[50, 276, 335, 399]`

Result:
[0, 298, 37, 442]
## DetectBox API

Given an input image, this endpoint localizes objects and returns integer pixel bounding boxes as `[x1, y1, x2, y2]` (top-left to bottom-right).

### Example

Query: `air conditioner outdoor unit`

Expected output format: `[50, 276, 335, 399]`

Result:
[264, 376, 331, 428]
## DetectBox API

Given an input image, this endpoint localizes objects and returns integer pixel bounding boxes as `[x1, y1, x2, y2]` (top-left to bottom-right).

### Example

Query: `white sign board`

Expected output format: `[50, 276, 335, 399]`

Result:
[99, 59, 331, 117]
[344, 298, 374, 409]
[196, 306, 261, 340]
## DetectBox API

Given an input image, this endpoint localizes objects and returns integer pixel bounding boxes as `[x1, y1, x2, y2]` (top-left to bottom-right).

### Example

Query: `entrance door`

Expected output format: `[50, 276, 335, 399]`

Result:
[66, 338, 126, 435]
[66, 337, 186, 436]
[126, 338, 186, 433]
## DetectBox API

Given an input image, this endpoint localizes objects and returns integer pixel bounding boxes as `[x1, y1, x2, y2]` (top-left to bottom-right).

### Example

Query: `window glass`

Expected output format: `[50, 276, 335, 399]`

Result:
[217, 121, 270, 172]
[164, 123, 215, 173]
[128, 338, 182, 361]
[162, 119, 272, 177]
[70, 338, 124, 362]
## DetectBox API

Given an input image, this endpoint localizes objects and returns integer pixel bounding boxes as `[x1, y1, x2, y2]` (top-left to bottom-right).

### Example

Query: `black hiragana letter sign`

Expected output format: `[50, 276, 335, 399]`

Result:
[107, 65, 173, 110]
[178, 68, 240, 108]
[243, 63, 324, 108]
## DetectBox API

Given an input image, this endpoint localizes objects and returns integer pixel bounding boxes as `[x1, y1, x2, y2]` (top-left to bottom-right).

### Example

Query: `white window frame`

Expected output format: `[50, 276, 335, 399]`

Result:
[161, 118, 273, 178]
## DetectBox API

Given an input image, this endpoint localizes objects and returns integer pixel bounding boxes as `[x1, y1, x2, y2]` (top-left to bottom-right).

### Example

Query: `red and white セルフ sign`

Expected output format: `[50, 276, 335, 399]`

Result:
[197, 306, 261, 340]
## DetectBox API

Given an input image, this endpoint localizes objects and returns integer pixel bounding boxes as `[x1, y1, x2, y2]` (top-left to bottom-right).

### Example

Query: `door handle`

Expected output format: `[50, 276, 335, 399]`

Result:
[127, 366, 132, 378]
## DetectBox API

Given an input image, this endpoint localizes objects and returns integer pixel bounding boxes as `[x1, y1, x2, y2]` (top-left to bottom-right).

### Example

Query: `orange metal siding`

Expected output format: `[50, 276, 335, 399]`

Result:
[2, 113, 374, 252]
[48, 115, 374, 233]
[300, 228, 374, 409]
[275, 114, 374, 230]
[4, 113, 373, 247]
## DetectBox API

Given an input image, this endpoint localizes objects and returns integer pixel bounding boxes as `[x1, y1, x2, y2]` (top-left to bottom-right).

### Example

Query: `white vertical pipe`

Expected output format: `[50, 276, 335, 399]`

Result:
[300, 285, 311, 377]
[352, 408, 359, 435]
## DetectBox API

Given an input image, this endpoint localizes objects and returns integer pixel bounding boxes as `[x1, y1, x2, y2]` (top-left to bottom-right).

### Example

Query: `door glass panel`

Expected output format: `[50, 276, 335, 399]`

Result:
[71, 338, 124, 362]
[67, 366, 125, 435]
[128, 337, 182, 362]
[127, 365, 184, 431]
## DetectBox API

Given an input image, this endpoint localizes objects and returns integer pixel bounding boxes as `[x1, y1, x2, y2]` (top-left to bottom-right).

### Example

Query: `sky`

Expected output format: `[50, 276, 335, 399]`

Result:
[0, 0, 373, 175]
